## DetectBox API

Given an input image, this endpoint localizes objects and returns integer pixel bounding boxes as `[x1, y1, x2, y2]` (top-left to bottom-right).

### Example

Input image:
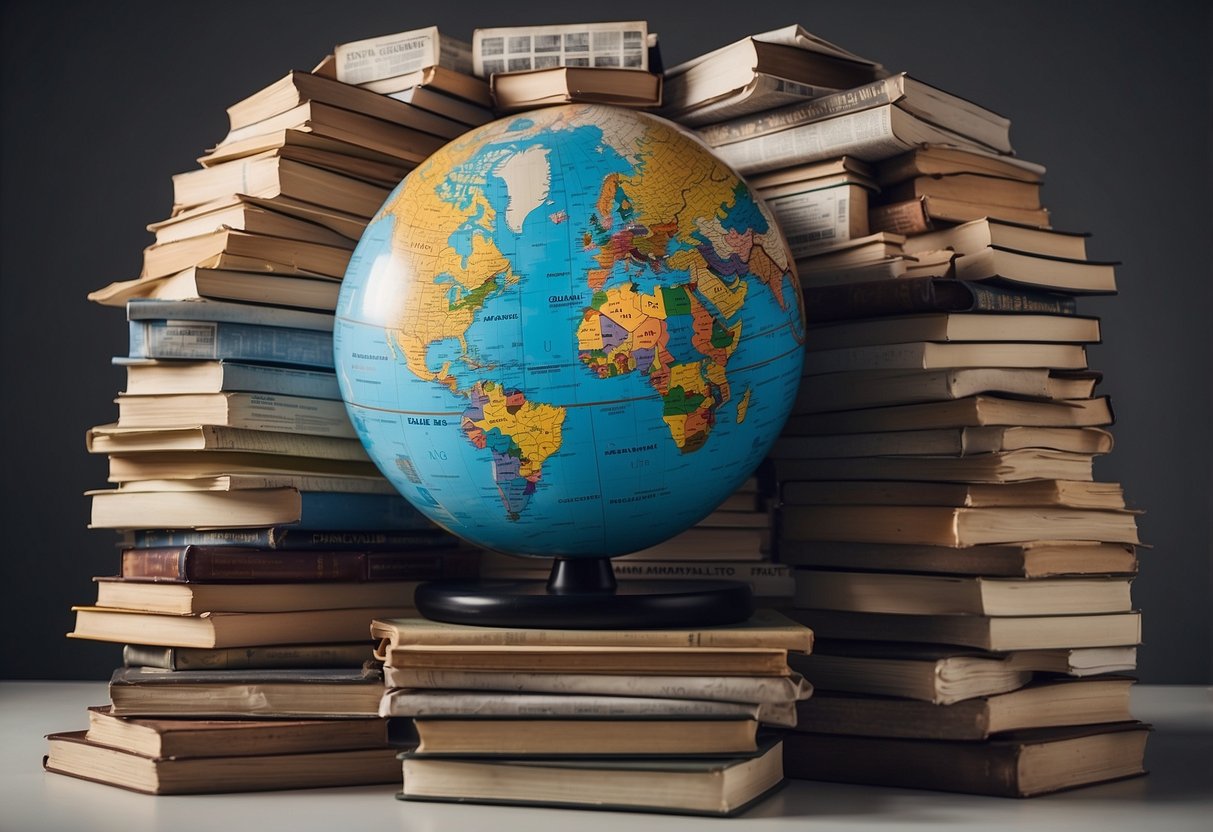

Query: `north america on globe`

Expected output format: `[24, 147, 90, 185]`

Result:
[335, 104, 805, 557]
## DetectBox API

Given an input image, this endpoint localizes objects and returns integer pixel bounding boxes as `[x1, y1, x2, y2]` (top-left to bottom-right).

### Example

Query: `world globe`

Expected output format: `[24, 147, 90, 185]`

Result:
[334, 104, 805, 562]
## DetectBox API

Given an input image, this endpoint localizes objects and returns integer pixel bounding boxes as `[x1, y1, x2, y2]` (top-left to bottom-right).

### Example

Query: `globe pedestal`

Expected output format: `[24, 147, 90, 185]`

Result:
[415, 557, 754, 629]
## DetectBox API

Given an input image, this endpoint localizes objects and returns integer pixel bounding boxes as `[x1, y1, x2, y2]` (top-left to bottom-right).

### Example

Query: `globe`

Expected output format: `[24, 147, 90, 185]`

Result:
[334, 104, 805, 562]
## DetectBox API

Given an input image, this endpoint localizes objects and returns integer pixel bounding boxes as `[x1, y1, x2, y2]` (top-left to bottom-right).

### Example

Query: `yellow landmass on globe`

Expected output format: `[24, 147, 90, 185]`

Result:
[471, 382, 566, 480]
[737, 387, 752, 424]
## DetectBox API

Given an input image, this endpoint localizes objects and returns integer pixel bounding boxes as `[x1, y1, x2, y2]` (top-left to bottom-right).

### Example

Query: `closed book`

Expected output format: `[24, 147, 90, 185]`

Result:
[804, 277, 1078, 323]
[880, 174, 1042, 210]
[92, 577, 421, 615]
[386, 84, 493, 127]
[85, 706, 389, 758]
[114, 392, 355, 438]
[120, 545, 475, 583]
[118, 359, 341, 399]
[380, 645, 794, 677]
[69, 605, 413, 649]
[127, 319, 334, 369]
[87, 423, 371, 460]
[771, 427, 1114, 459]
[44, 731, 400, 795]
[358, 65, 491, 108]
[767, 449, 1098, 484]
[802, 341, 1088, 376]
[876, 147, 1046, 186]
[146, 199, 356, 248]
[491, 67, 662, 113]
[901, 216, 1088, 259]
[123, 527, 458, 551]
[122, 642, 377, 671]
[870, 195, 1052, 231]
[92, 267, 343, 312]
[955, 246, 1118, 294]
[397, 736, 784, 816]
[139, 227, 353, 281]
[106, 666, 386, 718]
[125, 298, 334, 330]
[783, 396, 1114, 434]
[806, 313, 1101, 350]
[778, 479, 1126, 510]
[105, 451, 381, 482]
[782, 723, 1149, 797]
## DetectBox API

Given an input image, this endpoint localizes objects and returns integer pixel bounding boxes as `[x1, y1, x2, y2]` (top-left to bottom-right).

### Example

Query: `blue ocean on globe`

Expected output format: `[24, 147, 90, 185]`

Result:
[334, 104, 804, 558]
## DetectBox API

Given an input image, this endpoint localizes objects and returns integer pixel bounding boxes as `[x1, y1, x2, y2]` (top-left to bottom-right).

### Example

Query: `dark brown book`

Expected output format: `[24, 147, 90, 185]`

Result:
[804, 276, 1077, 323]
[783, 722, 1149, 797]
[120, 545, 479, 583]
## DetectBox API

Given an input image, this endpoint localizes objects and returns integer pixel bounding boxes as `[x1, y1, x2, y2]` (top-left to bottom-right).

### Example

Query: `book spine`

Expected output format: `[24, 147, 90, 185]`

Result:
[120, 546, 474, 582]
[868, 197, 933, 234]
[698, 76, 899, 146]
[766, 185, 867, 257]
[127, 320, 334, 369]
[380, 691, 763, 720]
[222, 365, 342, 400]
[123, 643, 376, 670]
[804, 279, 1077, 323]
[960, 282, 1079, 315]
[124, 528, 455, 550]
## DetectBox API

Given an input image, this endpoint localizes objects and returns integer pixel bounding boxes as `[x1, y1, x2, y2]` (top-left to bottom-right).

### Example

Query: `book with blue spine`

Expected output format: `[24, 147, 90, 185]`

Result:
[128, 320, 334, 368]
[125, 298, 334, 331]
[116, 358, 342, 399]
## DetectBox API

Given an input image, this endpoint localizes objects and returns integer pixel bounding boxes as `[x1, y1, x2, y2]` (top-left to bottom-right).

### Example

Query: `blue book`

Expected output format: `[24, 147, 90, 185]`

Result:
[128, 320, 334, 368]
[122, 528, 460, 551]
[115, 358, 342, 399]
[90, 489, 435, 532]
[126, 298, 335, 331]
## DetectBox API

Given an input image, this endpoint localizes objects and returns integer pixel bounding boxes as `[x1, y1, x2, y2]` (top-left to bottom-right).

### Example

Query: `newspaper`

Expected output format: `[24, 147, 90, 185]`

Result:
[473, 21, 649, 77]
[766, 185, 867, 258]
[335, 26, 473, 85]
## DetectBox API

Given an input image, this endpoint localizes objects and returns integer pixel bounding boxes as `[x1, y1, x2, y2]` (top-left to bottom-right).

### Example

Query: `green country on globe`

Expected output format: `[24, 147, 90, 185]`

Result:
[334, 103, 805, 558]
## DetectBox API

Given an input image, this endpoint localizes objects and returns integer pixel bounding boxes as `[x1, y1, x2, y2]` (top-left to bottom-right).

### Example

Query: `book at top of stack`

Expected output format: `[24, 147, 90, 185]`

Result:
[370, 610, 812, 814]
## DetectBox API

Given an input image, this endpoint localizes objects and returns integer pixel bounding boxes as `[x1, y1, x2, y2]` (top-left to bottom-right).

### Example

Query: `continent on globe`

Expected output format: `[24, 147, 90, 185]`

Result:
[335, 104, 805, 558]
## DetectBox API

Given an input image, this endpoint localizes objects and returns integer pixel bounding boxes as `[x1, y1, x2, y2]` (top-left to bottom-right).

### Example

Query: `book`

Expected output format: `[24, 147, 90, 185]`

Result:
[121, 527, 458, 551]
[747, 155, 877, 191]
[478, 558, 792, 597]
[793, 368, 1099, 413]
[119, 545, 476, 583]
[103, 451, 381, 482]
[771, 427, 1114, 459]
[364, 65, 492, 107]
[661, 25, 882, 124]
[789, 609, 1142, 651]
[767, 449, 1099, 484]
[335, 26, 473, 85]
[782, 723, 1149, 797]
[791, 641, 1138, 703]
[774, 540, 1138, 578]
[955, 246, 1118, 294]
[472, 21, 653, 78]
[85, 706, 388, 758]
[871, 194, 1051, 231]
[92, 577, 421, 615]
[225, 70, 467, 139]
[778, 479, 1127, 510]
[114, 392, 355, 438]
[807, 313, 1101, 350]
[115, 476, 395, 493]
[122, 642, 378, 671]
[382, 689, 776, 724]
[616, 526, 770, 561]
[139, 228, 353, 283]
[69, 605, 412, 649]
[386, 84, 493, 127]
[117, 359, 341, 399]
[793, 677, 1135, 740]
[92, 267, 343, 312]
[791, 571, 1133, 616]
[127, 318, 334, 368]
[125, 297, 334, 330]
[380, 645, 794, 677]
[902, 216, 1087, 259]
[397, 736, 784, 816]
[86, 423, 371, 460]
[87, 488, 432, 531]
[698, 73, 1012, 153]
[778, 505, 1140, 546]
[145, 199, 356, 248]
[880, 173, 1041, 210]
[490, 67, 662, 113]
[877, 146, 1046, 185]
[783, 396, 1115, 434]
[802, 341, 1088, 376]
[714, 104, 1012, 176]
[43, 731, 399, 794]
[408, 717, 759, 757]
[762, 183, 872, 254]
[370, 608, 812, 651]
[804, 277, 1078, 323]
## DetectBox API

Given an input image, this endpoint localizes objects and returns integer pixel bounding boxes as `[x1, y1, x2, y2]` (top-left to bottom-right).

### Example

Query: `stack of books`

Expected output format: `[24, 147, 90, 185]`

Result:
[370, 611, 814, 815]
[679, 25, 1148, 797]
[47, 29, 493, 795]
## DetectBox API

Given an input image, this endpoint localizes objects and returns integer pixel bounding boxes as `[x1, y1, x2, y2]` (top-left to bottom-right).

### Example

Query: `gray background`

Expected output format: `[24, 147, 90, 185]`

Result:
[2, 1, 1209, 682]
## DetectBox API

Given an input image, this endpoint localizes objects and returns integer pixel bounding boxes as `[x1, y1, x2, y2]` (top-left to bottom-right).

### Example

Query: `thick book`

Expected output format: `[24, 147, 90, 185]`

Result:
[335, 26, 473, 84]
[69, 605, 412, 649]
[778, 479, 1127, 510]
[122, 642, 377, 671]
[902, 216, 1088, 259]
[955, 246, 1118, 294]
[793, 677, 1135, 740]
[117, 359, 340, 399]
[877, 146, 1046, 186]
[92, 577, 421, 615]
[122, 527, 457, 551]
[385, 84, 493, 127]
[806, 313, 1101, 350]
[791, 571, 1133, 616]
[778, 505, 1140, 546]
[44, 731, 399, 794]
[93, 267, 343, 312]
[771, 427, 1114, 459]
[359, 65, 491, 108]
[106, 666, 386, 718]
[766, 449, 1099, 484]
[138, 227, 353, 282]
[114, 392, 355, 438]
[145, 199, 356, 248]
[698, 73, 1011, 153]
[783, 396, 1114, 434]
[791, 641, 1137, 704]
[379, 645, 794, 677]
[775, 540, 1138, 579]
[490, 67, 662, 113]
[87, 423, 371, 460]
[789, 609, 1142, 651]
[804, 276, 1078, 323]
[801, 340, 1088, 376]
[85, 706, 388, 758]
[870, 194, 1051, 231]
[782, 723, 1149, 797]
[370, 608, 812, 651]
[125, 297, 334, 330]
[120, 544, 475, 583]
[127, 318, 334, 369]
[408, 716, 759, 758]
[87, 488, 432, 531]
[880, 173, 1041, 210]
[397, 737, 784, 816]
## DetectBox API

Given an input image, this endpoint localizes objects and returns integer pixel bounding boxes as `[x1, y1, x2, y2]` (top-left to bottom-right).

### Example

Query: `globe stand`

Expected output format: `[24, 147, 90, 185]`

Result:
[414, 556, 754, 629]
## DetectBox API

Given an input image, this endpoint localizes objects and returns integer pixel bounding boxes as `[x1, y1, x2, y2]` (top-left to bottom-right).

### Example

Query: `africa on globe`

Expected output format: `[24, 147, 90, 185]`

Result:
[334, 104, 805, 558]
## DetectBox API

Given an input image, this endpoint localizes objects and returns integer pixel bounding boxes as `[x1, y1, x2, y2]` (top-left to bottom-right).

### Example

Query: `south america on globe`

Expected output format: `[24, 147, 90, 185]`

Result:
[335, 104, 805, 559]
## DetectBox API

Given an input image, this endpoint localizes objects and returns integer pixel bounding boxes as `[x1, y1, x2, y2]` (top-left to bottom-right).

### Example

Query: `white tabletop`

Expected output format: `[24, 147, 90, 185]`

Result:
[3, 681, 1209, 831]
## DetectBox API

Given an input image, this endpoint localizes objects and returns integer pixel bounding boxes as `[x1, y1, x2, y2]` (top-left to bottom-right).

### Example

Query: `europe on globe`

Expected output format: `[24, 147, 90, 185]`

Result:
[335, 103, 805, 560]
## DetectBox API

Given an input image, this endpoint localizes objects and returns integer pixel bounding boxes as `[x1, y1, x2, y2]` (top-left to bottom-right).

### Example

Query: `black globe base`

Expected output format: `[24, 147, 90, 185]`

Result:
[414, 557, 754, 629]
